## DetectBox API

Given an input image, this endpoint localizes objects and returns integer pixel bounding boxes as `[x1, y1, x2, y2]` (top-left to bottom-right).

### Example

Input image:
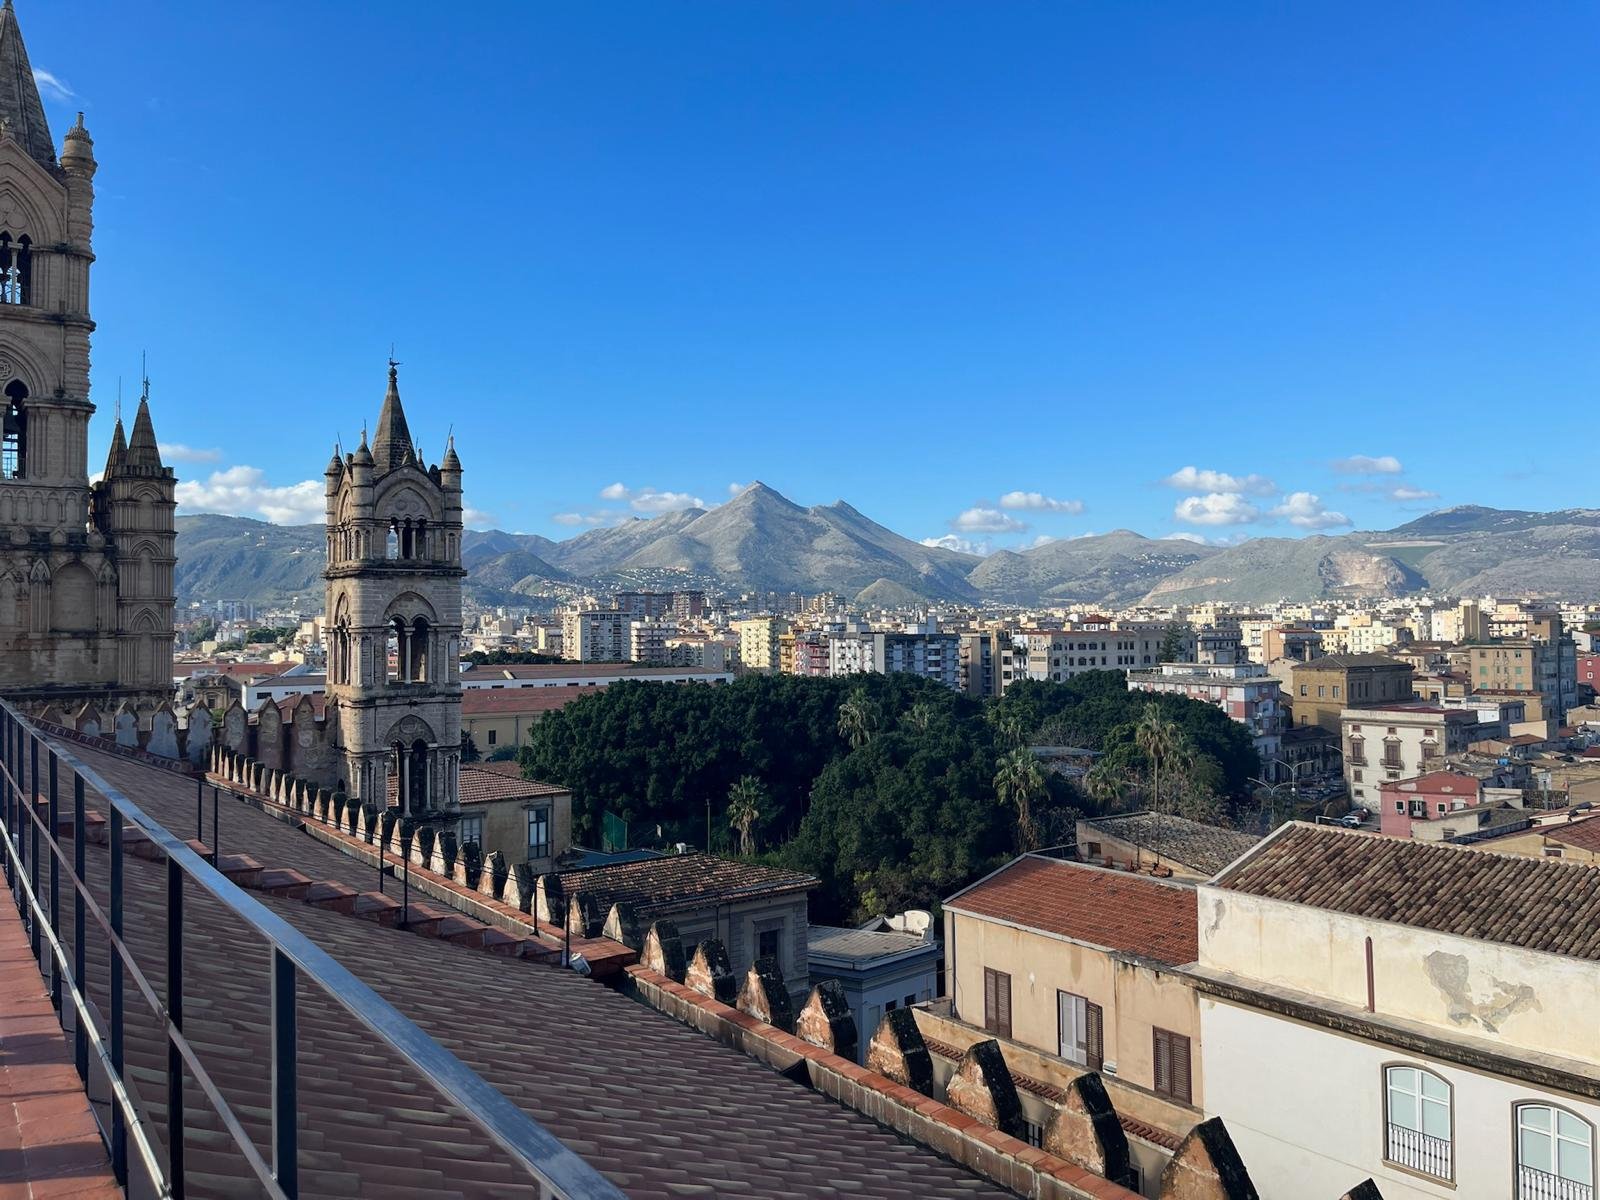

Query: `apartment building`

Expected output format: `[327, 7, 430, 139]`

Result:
[1469, 623, 1578, 722]
[1261, 625, 1324, 664]
[1010, 625, 1166, 687]
[627, 619, 677, 666]
[1342, 705, 1486, 811]
[1195, 824, 1600, 1200]
[827, 631, 960, 688]
[734, 615, 787, 673]
[1125, 661, 1284, 778]
[561, 608, 629, 662]
[1289, 653, 1415, 733]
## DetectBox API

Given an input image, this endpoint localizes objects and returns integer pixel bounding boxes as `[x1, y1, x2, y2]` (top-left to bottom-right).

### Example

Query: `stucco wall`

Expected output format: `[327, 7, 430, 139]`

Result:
[1201, 992, 1600, 1200]
[1197, 886, 1600, 1067]
[948, 910, 1202, 1106]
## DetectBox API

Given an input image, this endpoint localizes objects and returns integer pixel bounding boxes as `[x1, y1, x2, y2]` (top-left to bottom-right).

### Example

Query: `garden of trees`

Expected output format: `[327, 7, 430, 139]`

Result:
[517, 670, 1259, 923]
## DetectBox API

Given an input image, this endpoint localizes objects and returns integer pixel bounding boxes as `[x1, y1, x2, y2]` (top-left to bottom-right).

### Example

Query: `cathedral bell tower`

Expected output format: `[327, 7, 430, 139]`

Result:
[0, 0, 174, 708]
[323, 363, 464, 820]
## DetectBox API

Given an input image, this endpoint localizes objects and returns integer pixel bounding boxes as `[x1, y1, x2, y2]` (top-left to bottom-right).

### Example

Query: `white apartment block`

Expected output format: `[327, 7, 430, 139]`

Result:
[560, 608, 629, 662]
[1342, 705, 1488, 812]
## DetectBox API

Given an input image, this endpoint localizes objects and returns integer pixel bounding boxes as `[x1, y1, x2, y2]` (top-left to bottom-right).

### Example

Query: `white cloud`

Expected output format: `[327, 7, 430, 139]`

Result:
[159, 443, 222, 464]
[1332, 454, 1403, 475]
[462, 505, 496, 530]
[32, 69, 76, 104]
[1389, 485, 1439, 502]
[1028, 534, 1060, 548]
[1272, 491, 1351, 530]
[998, 490, 1084, 514]
[1163, 532, 1208, 544]
[630, 488, 705, 513]
[552, 511, 615, 527]
[598, 481, 630, 501]
[728, 481, 747, 496]
[922, 534, 987, 555]
[175, 466, 324, 525]
[1174, 493, 1260, 526]
[1162, 466, 1277, 496]
[952, 506, 1026, 533]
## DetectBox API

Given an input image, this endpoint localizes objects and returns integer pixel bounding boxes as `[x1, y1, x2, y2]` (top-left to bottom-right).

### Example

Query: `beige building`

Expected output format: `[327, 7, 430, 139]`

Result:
[734, 615, 787, 673]
[1342, 704, 1485, 810]
[561, 607, 629, 662]
[943, 854, 1204, 1113]
[451, 761, 571, 872]
[1195, 823, 1600, 1199]
[1289, 653, 1414, 733]
[0, 12, 176, 713]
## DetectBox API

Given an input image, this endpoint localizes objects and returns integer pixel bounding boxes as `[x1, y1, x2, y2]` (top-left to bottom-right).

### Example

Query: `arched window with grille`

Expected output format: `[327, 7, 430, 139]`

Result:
[1383, 1065, 1452, 1181]
[1516, 1103, 1593, 1199]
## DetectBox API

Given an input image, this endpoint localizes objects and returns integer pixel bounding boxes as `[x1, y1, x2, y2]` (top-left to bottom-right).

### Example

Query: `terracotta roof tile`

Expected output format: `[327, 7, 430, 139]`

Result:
[1542, 816, 1600, 854]
[1081, 812, 1260, 875]
[1214, 822, 1600, 960]
[945, 855, 1199, 965]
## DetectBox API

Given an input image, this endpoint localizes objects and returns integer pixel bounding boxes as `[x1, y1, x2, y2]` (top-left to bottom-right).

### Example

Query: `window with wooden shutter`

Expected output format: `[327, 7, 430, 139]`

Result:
[1153, 1028, 1192, 1103]
[1085, 1001, 1104, 1071]
[984, 968, 1012, 1038]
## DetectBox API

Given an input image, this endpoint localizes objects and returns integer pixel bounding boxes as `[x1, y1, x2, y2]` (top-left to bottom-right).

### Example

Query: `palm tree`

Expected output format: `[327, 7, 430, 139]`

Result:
[727, 775, 766, 857]
[1135, 704, 1183, 816]
[905, 701, 937, 734]
[1086, 756, 1130, 812]
[994, 746, 1047, 851]
[837, 692, 877, 749]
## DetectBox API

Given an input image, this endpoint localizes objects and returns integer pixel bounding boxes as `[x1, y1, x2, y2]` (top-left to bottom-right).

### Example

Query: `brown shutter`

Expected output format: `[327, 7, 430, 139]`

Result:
[1172, 1033, 1192, 1103]
[996, 972, 1012, 1039]
[984, 968, 998, 1033]
[1152, 1028, 1171, 1096]
[1086, 1002, 1104, 1072]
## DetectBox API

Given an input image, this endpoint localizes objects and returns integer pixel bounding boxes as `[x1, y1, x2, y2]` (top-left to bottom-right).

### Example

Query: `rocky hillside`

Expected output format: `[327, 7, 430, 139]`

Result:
[176, 500, 1600, 610]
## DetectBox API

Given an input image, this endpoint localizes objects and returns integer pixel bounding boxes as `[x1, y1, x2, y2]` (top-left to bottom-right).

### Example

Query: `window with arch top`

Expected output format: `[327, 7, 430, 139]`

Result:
[1517, 1103, 1594, 1198]
[1383, 1065, 1451, 1180]
[0, 232, 32, 306]
[2, 379, 25, 479]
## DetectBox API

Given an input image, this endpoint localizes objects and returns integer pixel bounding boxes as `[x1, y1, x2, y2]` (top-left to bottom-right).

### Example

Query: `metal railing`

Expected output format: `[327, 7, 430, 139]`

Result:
[1385, 1122, 1452, 1180]
[0, 699, 623, 1200]
[1519, 1166, 1595, 1200]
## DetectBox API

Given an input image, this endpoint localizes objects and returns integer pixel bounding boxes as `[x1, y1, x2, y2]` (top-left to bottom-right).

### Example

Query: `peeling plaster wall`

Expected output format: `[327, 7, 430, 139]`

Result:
[1197, 886, 1598, 1068]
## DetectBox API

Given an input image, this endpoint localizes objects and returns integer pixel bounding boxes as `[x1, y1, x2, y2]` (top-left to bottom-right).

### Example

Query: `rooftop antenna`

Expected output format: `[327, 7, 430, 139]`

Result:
[140, 350, 150, 402]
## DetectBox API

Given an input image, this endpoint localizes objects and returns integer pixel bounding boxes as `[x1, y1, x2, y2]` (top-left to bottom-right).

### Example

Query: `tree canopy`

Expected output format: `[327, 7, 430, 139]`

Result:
[518, 668, 1258, 922]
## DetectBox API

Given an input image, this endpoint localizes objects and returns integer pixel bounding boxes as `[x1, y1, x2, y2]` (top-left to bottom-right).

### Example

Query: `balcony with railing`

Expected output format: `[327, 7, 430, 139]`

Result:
[1519, 1166, 1595, 1200]
[1386, 1122, 1452, 1181]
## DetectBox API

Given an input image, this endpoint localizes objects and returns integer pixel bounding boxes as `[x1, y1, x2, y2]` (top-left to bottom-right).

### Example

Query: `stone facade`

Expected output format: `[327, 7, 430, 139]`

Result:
[323, 364, 464, 822]
[0, 4, 174, 711]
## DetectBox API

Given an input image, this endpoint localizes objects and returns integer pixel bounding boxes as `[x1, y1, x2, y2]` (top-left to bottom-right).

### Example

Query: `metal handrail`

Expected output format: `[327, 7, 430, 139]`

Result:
[0, 699, 623, 1200]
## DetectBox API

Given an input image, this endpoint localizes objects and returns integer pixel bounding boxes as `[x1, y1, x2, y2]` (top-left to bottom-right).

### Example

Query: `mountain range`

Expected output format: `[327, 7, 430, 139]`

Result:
[174, 488, 1600, 611]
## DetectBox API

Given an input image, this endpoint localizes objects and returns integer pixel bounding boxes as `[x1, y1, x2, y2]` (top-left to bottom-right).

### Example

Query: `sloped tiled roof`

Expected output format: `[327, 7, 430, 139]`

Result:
[1542, 817, 1600, 854]
[945, 855, 1199, 966]
[382, 763, 568, 806]
[1081, 811, 1260, 876]
[1213, 822, 1600, 960]
[67, 744, 1008, 1198]
[462, 688, 589, 715]
[557, 852, 817, 919]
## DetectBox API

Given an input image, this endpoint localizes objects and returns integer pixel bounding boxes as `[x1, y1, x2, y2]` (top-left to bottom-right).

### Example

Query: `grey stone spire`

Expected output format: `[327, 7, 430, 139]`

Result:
[0, 1, 56, 169]
[371, 361, 414, 475]
[124, 389, 164, 471]
[102, 415, 126, 477]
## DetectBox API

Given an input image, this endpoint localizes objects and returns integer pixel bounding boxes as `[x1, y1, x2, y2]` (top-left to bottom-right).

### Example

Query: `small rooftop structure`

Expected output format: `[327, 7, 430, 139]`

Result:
[1078, 811, 1261, 878]
[554, 851, 817, 920]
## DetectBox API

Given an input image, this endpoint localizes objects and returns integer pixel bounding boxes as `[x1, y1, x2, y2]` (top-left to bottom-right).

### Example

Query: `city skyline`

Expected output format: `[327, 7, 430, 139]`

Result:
[22, 1, 1598, 549]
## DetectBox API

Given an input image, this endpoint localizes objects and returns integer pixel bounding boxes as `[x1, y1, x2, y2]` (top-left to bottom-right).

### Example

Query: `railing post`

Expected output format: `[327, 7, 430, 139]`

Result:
[47, 748, 59, 1011]
[211, 786, 219, 863]
[1, 709, 11, 891]
[109, 809, 127, 1186]
[196, 774, 203, 844]
[270, 947, 298, 1199]
[28, 725, 39, 958]
[167, 856, 185, 1200]
[73, 770, 87, 1082]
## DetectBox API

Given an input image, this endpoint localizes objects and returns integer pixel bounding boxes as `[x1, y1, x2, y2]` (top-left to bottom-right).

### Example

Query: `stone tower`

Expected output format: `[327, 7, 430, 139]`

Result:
[0, 1, 175, 709]
[324, 363, 464, 820]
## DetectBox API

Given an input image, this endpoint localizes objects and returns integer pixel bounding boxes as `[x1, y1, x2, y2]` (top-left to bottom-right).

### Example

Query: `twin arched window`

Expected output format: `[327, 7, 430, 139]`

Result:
[0, 232, 33, 306]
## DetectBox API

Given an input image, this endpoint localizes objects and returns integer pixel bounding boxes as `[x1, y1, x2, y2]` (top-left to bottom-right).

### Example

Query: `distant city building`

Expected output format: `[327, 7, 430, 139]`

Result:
[562, 607, 629, 662]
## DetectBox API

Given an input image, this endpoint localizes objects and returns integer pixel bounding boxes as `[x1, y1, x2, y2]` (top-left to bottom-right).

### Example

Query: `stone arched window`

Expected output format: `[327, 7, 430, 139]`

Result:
[0, 232, 33, 306]
[2, 379, 26, 479]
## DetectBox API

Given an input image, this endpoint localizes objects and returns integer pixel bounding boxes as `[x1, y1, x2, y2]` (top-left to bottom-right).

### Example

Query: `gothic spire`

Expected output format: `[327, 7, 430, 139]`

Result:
[0, 1, 57, 169]
[103, 415, 126, 477]
[370, 360, 414, 474]
[124, 381, 163, 471]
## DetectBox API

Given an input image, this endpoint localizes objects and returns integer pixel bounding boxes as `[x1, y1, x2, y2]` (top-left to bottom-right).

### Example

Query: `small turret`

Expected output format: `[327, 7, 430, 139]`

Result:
[440, 434, 462, 492]
[102, 416, 126, 478]
[59, 111, 94, 178]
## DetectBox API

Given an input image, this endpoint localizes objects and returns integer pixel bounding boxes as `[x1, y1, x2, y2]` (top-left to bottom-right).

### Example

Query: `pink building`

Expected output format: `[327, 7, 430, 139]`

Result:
[1378, 772, 1484, 838]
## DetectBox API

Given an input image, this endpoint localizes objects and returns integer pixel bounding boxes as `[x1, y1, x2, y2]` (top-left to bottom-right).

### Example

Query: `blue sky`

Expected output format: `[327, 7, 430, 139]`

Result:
[23, 1, 1598, 551]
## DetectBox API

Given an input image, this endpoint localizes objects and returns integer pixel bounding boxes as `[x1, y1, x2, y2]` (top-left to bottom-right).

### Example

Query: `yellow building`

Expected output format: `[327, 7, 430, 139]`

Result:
[1289, 653, 1414, 733]
[734, 616, 787, 673]
[943, 854, 1204, 1116]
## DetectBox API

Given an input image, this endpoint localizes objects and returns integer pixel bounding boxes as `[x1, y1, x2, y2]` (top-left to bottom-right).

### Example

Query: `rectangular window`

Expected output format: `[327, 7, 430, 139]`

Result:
[983, 968, 1012, 1039]
[1057, 991, 1104, 1070]
[526, 806, 550, 859]
[904, 994, 917, 1008]
[487, 728, 497, 745]
[1152, 1028, 1193, 1103]
[458, 814, 484, 848]
[758, 927, 781, 962]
